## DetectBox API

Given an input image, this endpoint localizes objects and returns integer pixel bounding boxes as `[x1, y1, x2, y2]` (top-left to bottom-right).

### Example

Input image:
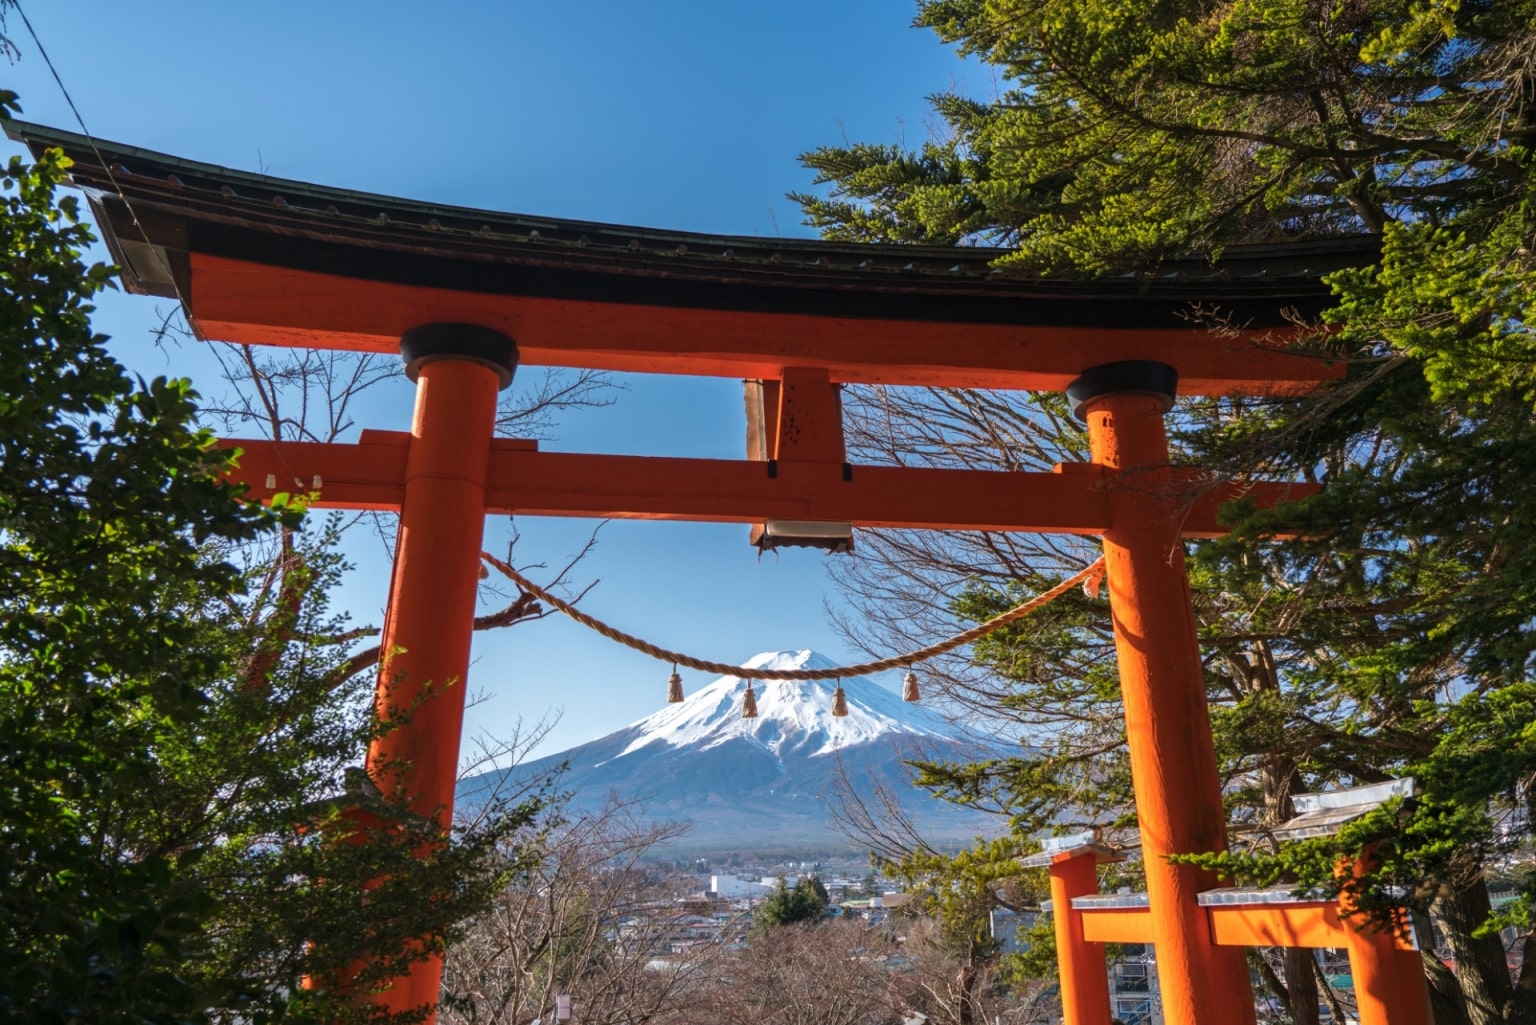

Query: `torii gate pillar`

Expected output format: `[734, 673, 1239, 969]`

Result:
[365, 324, 517, 1019]
[1070, 361, 1257, 1025]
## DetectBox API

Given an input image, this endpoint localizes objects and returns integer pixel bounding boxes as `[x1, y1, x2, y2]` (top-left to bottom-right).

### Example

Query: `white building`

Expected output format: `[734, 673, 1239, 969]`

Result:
[709, 873, 766, 899]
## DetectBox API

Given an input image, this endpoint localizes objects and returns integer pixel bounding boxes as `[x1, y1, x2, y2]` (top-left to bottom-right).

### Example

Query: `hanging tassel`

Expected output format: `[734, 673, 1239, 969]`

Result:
[1083, 561, 1106, 600]
[902, 669, 920, 703]
[832, 679, 849, 717]
[667, 665, 684, 703]
[741, 682, 758, 719]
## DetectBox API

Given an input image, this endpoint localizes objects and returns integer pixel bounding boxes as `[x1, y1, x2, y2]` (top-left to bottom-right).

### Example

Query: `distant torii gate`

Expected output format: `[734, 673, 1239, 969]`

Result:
[13, 121, 1430, 1025]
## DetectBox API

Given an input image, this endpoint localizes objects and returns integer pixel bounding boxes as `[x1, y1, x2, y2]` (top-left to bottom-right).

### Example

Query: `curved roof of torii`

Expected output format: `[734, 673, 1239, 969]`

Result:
[7, 120, 1375, 394]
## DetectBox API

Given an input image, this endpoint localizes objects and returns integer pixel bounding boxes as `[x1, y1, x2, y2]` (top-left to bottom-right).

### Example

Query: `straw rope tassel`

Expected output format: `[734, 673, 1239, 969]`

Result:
[902, 669, 920, 703]
[667, 665, 684, 703]
[831, 679, 849, 717]
[741, 682, 758, 719]
[1083, 561, 1107, 599]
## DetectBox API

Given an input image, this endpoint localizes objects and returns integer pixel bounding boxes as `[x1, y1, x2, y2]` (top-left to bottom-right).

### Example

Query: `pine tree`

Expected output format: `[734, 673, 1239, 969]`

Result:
[794, 4, 1536, 1021]
[758, 878, 829, 927]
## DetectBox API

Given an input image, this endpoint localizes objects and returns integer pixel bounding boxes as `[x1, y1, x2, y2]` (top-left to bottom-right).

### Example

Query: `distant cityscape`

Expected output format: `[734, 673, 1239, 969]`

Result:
[618, 854, 1174, 1025]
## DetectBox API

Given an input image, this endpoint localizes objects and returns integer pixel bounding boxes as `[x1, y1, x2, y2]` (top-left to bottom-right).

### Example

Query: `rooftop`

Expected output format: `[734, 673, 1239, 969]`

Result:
[8, 120, 1376, 393]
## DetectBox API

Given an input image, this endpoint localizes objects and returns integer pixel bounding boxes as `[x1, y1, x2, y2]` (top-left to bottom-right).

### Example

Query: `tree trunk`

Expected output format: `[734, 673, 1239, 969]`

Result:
[1510, 931, 1536, 1025]
[1434, 876, 1514, 1025]
[1315, 958, 1349, 1025]
[1284, 948, 1320, 1025]
[1423, 951, 1476, 1025]
[1239, 645, 1321, 1025]
[955, 962, 977, 1025]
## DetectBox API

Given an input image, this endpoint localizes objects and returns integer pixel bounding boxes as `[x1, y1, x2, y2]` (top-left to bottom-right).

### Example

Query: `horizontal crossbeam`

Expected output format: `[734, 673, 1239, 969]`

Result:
[1209, 903, 1361, 949]
[221, 432, 1315, 536]
[190, 255, 1339, 395]
[1067, 897, 1416, 951]
[1079, 906, 1155, 945]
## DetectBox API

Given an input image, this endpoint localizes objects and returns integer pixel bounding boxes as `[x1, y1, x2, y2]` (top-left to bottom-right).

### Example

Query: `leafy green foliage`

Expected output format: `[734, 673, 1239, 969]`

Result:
[880, 840, 1026, 963]
[799, 1, 1536, 1015]
[798, 0, 1536, 267]
[930, 574, 1131, 835]
[0, 126, 551, 1024]
[757, 877, 830, 927]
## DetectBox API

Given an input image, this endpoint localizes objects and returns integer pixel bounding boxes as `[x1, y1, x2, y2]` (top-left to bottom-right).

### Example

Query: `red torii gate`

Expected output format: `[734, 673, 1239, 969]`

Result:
[13, 121, 1429, 1025]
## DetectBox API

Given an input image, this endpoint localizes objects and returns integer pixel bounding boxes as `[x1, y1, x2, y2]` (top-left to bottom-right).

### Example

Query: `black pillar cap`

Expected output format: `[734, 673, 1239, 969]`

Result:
[1066, 360, 1179, 421]
[400, 323, 519, 390]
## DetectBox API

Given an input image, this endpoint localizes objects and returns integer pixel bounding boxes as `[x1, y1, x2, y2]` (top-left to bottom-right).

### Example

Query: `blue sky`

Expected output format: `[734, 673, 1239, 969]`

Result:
[6, 0, 984, 757]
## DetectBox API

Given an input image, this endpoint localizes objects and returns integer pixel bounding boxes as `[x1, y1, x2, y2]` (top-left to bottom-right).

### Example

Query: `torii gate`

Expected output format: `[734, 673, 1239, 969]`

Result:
[13, 121, 1431, 1025]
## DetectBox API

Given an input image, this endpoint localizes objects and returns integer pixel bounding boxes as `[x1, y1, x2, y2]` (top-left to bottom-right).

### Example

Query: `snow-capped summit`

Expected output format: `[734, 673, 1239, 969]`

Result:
[612, 649, 974, 762]
[460, 651, 1003, 854]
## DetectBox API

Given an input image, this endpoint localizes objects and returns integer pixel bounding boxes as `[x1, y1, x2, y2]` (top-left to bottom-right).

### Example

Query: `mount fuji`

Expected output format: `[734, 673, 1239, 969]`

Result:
[459, 650, 1007, 855]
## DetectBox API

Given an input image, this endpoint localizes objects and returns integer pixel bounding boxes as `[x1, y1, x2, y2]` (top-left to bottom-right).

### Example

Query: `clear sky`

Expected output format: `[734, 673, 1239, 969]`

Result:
[6, 1, 986, 757]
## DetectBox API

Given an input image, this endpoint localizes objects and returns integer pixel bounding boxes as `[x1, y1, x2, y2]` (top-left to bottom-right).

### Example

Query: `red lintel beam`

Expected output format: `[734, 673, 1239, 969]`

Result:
[487, 454, 1114, 533]
[1077, 906, 1156, 945]
[1206, 902, 1415, 951]
[1077, 899, 1417, 951]
[222, 435, 1315, 536]
[217, 433, 538, 511]
[188, 254, 1338, 396]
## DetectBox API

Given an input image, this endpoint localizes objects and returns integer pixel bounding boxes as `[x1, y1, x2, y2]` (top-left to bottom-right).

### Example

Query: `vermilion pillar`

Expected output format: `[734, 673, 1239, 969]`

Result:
[366, 324, 516, 1021]
[1339, 851, 1432, 1025]
[1069, 361, 1256, 1025]
[1049, 851, 1113, 1025]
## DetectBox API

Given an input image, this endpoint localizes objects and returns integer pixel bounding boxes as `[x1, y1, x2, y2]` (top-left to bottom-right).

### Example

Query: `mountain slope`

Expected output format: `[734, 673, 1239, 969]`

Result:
[460, 650, 1006, 854]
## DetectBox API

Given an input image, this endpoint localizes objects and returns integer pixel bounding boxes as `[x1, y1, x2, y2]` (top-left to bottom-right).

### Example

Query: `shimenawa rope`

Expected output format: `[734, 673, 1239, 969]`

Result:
[480, 551, 1107, 681]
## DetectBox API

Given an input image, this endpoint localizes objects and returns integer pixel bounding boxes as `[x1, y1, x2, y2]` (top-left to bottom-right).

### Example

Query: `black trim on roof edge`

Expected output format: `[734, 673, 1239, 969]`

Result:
[5, 119, 1380, 329]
